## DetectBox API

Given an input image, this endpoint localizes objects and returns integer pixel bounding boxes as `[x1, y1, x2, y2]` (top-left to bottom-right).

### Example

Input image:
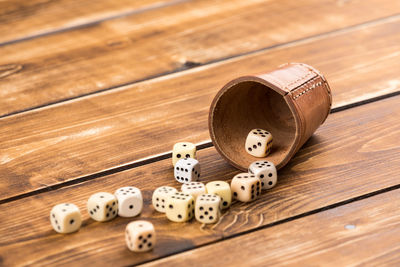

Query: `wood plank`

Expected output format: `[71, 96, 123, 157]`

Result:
[0, 0, 178, 45]
[144, 189, 400, 267]
[1, 17, 400, 201]
[0, 95, 399, 266]
[1, 0, 400, 116]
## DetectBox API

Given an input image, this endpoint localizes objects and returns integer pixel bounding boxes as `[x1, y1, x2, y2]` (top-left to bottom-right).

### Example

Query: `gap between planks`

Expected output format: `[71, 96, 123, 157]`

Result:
[1, 91, 399, 205]
[1, 13, 400, 120]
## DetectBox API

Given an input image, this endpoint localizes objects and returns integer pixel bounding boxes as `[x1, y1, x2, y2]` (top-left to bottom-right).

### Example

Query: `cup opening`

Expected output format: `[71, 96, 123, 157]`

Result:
[210, 79, 297, 170]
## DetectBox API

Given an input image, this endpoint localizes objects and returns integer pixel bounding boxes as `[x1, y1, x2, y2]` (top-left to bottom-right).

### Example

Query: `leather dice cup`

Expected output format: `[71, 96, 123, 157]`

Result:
[209, 63, 332, 171]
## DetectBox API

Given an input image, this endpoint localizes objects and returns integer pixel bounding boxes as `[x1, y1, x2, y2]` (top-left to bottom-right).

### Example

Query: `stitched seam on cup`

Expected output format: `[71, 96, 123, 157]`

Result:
[292, 78, 323, 100]
[285, 71, 314, 90]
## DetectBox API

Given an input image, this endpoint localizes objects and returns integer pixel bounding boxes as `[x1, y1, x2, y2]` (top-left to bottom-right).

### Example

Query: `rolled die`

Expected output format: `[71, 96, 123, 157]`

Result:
[165, 192, 195, 222]
[125, 220, 156, 252]
[195, 194, 221, 224]
[205, 181, 231, 209]
[152, 186, 177, 213]
[114, 187, 143, 217]
[248, 160, 277, 189]
[174, 158, 200, 183]
[87, 192, 118, 222]
[172, 142, 196, 166]
[50, 203, 82, 234]
[231, 173, 261, 202]
[245, 129, 273, 157]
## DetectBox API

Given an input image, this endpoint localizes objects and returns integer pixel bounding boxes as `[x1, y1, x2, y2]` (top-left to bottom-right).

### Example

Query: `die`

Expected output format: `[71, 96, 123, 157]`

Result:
[195, 194, 221, 224]
[245, 129, 273, 157]
[248, 160, 278, 189]
[172, 142, 196, 166]
[205, 181, 232, 209]
[87, 192, 118, 222]
[181, 182, 206, 201]
[165, 192, 195, 222]
[152, 186, 178, 213]
[50, 203, 82, 234]
[231, 173, 262, 202]
[114, 187, 143, 217]
[125, 220, 156, 252]
[174, 158, 201, 183]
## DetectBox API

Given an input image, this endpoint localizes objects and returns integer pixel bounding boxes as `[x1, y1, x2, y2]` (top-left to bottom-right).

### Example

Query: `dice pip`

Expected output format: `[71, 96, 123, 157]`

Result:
[245, 129, 273, 157]
[249, 160, 277, 189]
[125, 220, 156, 252]
[152, 186, 178, 213]
[181, 182, 206, 201]
[172, 142, 196, 166]
[114, 187, 143, 217]
[165, 192, 195, 222]
[205, 181, 231, 209]
[195, 194, 221, 224]
[50, 203, 82, 234]
[231, 173, 262, 202]
[87, 192, 118, 222]
[174, 158, 200, 183]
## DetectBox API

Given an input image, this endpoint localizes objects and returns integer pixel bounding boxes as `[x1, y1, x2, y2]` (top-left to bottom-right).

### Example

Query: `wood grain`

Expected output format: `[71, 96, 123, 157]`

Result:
[1, 17, 400, 201]
[144, 189, 400, 267]
[0, 0, 178, 44]
[1, 0, 400, 116]
[0, 95, 399, 266]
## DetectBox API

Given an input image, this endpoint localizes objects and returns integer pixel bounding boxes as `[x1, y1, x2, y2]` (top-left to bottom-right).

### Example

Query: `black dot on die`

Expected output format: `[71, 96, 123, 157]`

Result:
[90, 211, 93, 215]
[106, 205, 109, 209]
[269, 173, 273, 177]
[148, 243, 152, 247]
[106, 213, 110, 217]
[233, 192, 238, 197]
[143, 239, 147, 244]
[62, 209, 66, 212]
[269, 181, 273, 185]
[257, 142, 262, 146]
[177, 154, 181, 158]
[113, 211, 116, 215]
[169, 204, 173, 209]
[209, 216, 213, 220]
[248, 147, 252, 151]
[70, 219, 74, 224]
[52, 214, 55, 218]
[262, 182, 265, 186]
[185, 154, 190, 158]
[139, 235, 143, 240]
[139, 244, 143, 249]
[261, 134, 266, 137]
[148, 234, 152, 238]
[200, 215, 204, 219]
[100, 196, 104, 198]
[241, 186, 245, 190]
[129, 205, 134, 209]
[178, 214, 182, 219]
[223, 201, 228, 206]
[209, 207, 213, 211]
[205, 211, 209, 215]
[253, 145, 257, 149]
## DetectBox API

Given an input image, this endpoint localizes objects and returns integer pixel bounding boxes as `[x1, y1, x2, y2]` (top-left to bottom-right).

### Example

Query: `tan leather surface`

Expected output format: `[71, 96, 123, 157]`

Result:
[208, 63, 332, 170]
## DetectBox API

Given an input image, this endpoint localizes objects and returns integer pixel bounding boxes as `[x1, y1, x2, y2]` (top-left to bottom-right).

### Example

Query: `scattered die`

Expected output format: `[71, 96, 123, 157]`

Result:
[172, 142, 196, 166]
[125, 220, 156, 252]
[152, 186, 178, 213]
[195, 194, 221, 224]
[50, 203, 82, 234]
[205, 181, 232, 209]
[245, 129, 273, 157]
[87, 192, 118, 222]
[231, 173, 262, 202]
[181, 182, 206, 201]
[249, 161, 277, 189]
[114, 187, 143, 217]
[174, 158, 201, 183]
[165, 192, 195, 222]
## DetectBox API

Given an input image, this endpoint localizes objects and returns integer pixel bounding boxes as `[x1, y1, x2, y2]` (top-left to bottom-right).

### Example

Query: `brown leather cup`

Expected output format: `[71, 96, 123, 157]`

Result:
[208, 63, 332, 171]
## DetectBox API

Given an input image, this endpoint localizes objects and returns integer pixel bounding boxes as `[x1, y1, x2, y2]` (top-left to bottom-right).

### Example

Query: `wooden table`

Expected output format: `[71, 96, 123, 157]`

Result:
[1, 0, 399, 266]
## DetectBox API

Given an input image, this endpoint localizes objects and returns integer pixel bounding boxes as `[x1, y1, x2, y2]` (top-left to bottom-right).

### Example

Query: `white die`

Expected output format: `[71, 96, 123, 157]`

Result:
[195, 194, 221, 224]
[174, 158, 200, 183]
[152, 186, 178, 213]
[125, 220, 156, 252]
[50, 203, 82, 234]
[87, 192, 118, 222]
[165, 192, 195, 222]
[114, 187, 143, 217]
[245, 129, 273, 157]
[249, 160, 277, 189]
[181, 182, 206, 201]
[172, 142, 196, 166]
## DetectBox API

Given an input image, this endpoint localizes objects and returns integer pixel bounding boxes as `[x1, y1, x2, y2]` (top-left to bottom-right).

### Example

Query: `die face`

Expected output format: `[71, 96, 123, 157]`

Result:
[115, 187, 143, 217]
[174, 158, 200, 183]
[249, 161, 278, 189]
[165, 192, 195, 222]
[181, 182, 206, 200]
[87, 192, 118, 222]
[195, 194, 221, 224]
[172, 142, 196, 166]
[205, 181, 232, 209]
[245, 129, 273, 157]
[126, 221, 156, 252]
[152, 186, 178, 213]
[50, 203, 82, 234]
[231, 173, 262, 202]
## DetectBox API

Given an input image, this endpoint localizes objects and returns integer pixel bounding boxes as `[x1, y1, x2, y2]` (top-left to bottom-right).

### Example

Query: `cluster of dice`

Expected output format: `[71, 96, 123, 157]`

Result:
[50, 187, 155, 252]
[49, 129, 276, 253]
[152, 129, 277, 224]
